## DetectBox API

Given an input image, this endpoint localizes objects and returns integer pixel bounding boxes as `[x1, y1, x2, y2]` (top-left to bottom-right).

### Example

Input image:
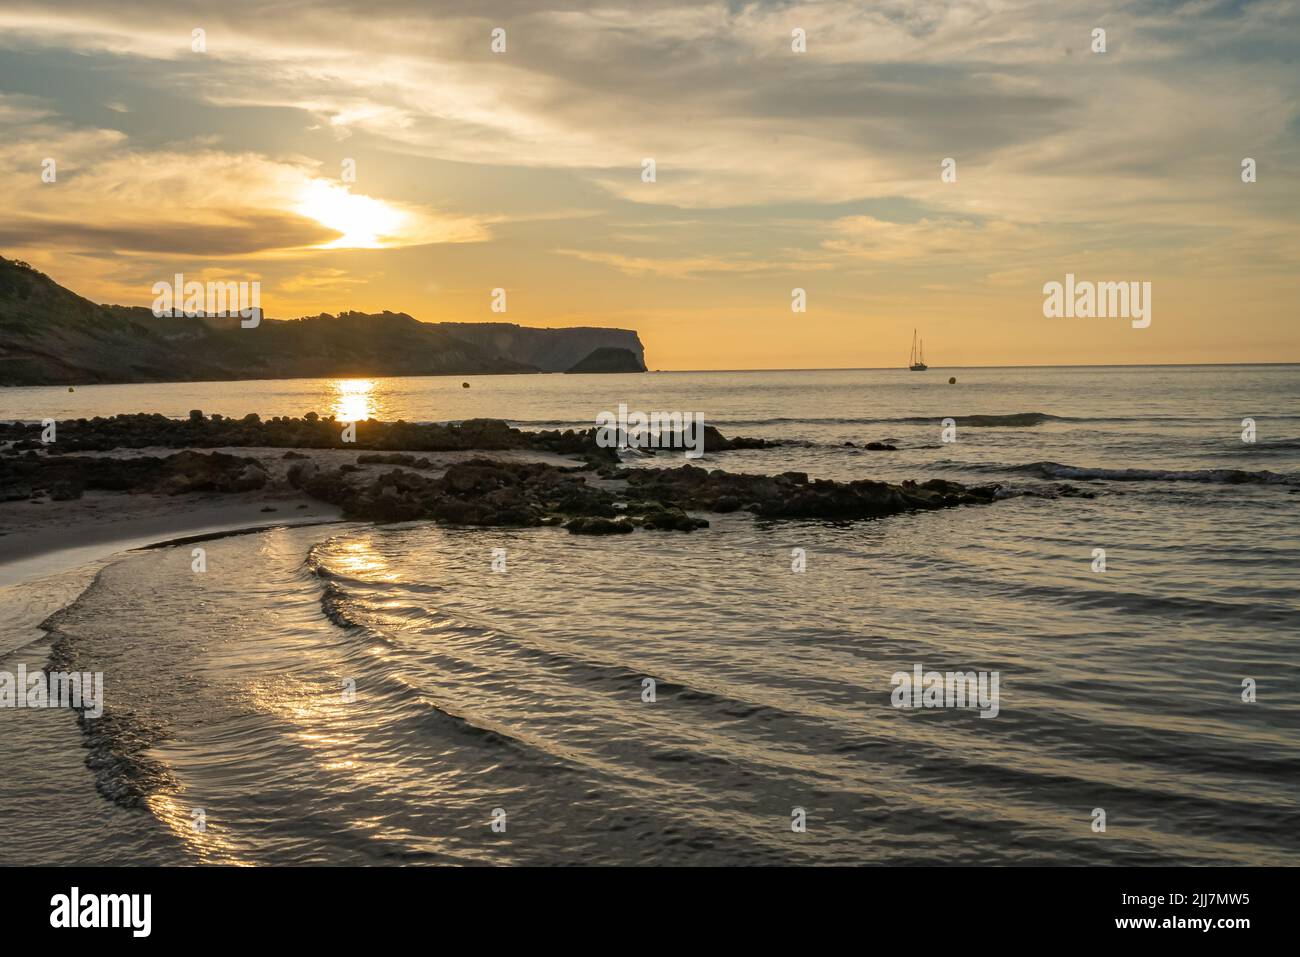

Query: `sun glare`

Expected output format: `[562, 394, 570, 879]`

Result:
[333, 378, 376, 421]
[296, 181, 406, 249]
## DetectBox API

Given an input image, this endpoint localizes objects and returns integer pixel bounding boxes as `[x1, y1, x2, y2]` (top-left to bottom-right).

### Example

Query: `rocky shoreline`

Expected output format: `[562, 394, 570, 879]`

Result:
[1, 412, 1006, 534]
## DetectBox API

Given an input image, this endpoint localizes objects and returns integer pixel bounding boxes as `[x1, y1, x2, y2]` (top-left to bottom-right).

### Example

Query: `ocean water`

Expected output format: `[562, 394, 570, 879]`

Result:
[2, 365, 1298, 865]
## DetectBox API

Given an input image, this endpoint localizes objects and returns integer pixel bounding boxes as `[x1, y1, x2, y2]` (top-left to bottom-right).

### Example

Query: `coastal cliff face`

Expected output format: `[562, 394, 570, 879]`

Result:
[565, 346, 647, 373]
[0, 257, 645, 385]
[434, 322, 647, 373]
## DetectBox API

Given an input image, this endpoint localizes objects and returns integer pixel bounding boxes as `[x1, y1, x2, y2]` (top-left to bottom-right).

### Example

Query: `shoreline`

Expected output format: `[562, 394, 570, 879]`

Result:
[0, 503, 346, 589]
[0, 441, 590, 584]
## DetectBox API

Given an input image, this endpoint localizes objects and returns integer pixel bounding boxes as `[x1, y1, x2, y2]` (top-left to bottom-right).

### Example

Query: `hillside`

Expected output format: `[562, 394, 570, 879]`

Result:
[0, 258, 643, 385]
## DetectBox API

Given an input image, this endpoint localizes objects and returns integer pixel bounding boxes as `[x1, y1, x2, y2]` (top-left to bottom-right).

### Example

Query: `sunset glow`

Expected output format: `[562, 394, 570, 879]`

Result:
[296, 182, 407, 250]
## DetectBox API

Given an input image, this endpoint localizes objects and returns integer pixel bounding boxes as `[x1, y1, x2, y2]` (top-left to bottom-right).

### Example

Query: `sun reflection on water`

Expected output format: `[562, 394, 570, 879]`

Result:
[332, 378, 375, 422]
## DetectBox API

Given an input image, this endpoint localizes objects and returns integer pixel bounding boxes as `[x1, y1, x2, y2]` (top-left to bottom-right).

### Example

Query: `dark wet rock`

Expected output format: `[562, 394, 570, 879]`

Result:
[50, 480, 82, 501]
[624, 465, 1001, 520]
[282, 450, 309, 460]
[454, 418, 531, 449]
[288, 456, 620, 528]
[618, 423, 775, 455]
[638, 507, 709, 532]
[565, 517, 634, 535]
[0, 450, 271, 499]
[356, 452, 433, 468]
[864, 442, 898, 451]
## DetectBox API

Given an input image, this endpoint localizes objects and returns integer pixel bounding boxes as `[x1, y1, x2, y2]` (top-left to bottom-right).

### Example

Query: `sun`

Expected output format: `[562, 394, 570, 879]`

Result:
[296, 180, 406, 249]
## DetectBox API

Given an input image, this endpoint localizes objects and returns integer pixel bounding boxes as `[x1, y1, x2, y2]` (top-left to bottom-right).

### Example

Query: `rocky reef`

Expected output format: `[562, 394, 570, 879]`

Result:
[280, 456, 1000, 533]
[1, 449, 267, 502]
[0, 413, 773, 468]
[0, 414, 1006, 533]
[623, 465, 1003, 518]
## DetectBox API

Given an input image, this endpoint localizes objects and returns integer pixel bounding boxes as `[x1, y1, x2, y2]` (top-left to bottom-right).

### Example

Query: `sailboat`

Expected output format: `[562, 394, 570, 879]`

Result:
[908, 329, 928, 371]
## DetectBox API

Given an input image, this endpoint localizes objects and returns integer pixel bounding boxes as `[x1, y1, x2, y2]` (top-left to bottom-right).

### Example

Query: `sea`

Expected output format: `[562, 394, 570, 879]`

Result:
[1, 365, 1298, 865]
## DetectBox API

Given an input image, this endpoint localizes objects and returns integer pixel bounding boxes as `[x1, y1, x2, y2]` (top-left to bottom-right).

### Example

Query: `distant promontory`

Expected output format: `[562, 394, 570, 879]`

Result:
[0, 257, 647, 385]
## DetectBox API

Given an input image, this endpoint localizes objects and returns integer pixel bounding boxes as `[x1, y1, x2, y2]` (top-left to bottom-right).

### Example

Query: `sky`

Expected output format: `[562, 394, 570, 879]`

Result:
[0, 0, 1297, 370]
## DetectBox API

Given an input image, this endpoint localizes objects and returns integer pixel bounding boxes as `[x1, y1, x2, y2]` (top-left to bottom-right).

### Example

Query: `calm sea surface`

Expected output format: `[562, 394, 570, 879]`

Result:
[2, 365, 1298, 864]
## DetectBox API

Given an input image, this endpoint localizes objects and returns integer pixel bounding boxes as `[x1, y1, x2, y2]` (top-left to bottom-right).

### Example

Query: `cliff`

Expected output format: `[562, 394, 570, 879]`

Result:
[565, 347, 647, 373]
[434, 322, 647, 373]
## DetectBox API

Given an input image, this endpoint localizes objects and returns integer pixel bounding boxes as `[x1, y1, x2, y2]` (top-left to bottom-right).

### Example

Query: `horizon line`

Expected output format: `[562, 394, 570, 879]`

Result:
[647, 361, 1300, 373]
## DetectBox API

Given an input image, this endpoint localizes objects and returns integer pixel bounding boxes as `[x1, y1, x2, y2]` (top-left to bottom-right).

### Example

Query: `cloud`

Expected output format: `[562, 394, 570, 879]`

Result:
[0, 99, 490, 259]
[2, 0, 1296, 220]
[556, 247, 832, 278]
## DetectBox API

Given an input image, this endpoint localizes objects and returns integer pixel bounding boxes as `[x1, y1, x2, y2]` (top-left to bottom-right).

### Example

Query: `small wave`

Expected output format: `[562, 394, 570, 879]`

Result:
[694, 412, 1080, 428]
[1009, 461, 1296, 485]
[1235, 440, 1300, 452]
[504, 412, 1064, 428]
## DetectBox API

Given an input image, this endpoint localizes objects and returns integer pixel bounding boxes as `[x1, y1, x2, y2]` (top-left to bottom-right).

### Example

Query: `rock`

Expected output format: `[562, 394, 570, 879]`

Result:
[50, 480, 83, 501]
[625, 464, 1001, 521]
[565, 517, 634, 535]
[0, 450, 273, 499]
[454, 419, 529, 449]
[287, 461, 319, 486]
[231, 464, 268, 491]
[639, 507, 709, 531]
[864, 442, 897, 451]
